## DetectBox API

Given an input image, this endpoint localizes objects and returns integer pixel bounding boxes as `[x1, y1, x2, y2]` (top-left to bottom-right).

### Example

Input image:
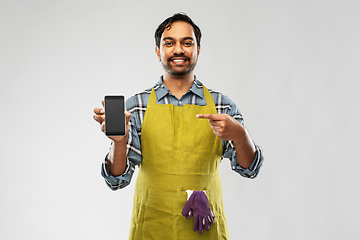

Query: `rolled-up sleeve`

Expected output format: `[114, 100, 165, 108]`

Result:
[101, 154, 136, 190]
[230, 144, 264, 178]
[223, 140, 264, 178]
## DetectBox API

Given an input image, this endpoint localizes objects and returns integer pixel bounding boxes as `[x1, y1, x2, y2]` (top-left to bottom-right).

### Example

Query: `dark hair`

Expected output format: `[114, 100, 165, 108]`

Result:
[154, 13, 202, 48]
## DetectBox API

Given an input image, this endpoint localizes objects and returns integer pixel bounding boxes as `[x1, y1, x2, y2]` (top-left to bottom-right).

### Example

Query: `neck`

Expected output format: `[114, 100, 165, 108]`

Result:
[162, 72, 194, 99]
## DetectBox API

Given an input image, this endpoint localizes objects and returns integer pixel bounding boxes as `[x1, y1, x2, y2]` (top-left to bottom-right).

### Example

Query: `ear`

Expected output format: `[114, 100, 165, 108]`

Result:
[197, 45, 201, 55]
[155, 46, 161, 61]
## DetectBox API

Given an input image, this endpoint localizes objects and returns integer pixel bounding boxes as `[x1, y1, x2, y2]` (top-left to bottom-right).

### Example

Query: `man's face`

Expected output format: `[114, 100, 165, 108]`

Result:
[156, 21, 200, 77]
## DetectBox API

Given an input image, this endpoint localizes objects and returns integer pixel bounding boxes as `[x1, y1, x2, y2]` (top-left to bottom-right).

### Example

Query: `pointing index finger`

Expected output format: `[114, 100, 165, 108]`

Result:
[196, 114, 214, 119]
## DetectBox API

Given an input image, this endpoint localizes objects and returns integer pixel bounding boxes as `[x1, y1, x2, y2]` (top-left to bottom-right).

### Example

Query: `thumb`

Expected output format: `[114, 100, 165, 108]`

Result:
[125, 111, 131, 124]
[182, 201, 193, 219]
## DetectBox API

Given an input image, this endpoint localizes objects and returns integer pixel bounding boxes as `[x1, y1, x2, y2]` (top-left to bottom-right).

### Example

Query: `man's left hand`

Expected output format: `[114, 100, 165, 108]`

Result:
[196, 114, 243, 141]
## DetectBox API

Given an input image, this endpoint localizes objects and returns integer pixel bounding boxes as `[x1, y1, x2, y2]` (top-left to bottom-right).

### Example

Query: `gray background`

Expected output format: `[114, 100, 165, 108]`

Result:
[1, 0, 359, 239]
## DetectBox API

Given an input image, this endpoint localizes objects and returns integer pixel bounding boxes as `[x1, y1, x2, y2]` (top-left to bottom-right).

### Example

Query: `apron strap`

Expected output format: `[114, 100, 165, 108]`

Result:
[148, 85, 215, 107]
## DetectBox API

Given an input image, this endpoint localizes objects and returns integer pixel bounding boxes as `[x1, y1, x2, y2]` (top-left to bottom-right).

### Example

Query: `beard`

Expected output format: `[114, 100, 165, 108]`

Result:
[161, 54, 198, 76]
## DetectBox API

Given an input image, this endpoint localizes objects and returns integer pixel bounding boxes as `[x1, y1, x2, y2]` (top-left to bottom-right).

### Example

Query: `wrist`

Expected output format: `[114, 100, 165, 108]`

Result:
[111, 135, 128, 144]
[231, 123, 246, 145]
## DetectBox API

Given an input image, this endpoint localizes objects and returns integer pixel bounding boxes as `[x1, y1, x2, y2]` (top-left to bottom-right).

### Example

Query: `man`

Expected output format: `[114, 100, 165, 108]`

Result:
[93, 13, 264, 240]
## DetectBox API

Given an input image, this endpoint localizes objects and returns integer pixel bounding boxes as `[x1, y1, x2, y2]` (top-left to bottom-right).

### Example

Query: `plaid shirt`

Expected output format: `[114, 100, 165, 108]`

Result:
[102, 76, 264, 190]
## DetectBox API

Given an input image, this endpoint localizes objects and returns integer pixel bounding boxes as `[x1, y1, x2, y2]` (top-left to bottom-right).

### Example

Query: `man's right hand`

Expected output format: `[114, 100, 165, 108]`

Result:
[93, 99, 131, 142]
[93, 99, 131, 176]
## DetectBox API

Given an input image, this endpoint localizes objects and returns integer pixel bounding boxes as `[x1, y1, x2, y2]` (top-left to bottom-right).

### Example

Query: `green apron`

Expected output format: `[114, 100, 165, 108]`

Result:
[129, 86, 229, 240]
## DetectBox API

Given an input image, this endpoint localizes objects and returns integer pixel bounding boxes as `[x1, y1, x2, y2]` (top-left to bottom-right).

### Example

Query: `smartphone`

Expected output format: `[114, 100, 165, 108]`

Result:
[104, 95, 126, 136]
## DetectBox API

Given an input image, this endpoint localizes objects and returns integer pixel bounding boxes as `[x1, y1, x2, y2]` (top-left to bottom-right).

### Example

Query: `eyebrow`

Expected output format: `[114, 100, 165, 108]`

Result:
[162, 37, 194, 42]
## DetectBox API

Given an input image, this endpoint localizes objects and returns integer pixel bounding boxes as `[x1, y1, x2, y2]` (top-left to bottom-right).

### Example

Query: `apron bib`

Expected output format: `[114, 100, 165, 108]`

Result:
[129, 86, 229, 240]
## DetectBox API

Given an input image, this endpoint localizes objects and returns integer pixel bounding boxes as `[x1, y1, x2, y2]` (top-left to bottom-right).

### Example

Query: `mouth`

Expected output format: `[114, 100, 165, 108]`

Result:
[169, 58, 189, 65]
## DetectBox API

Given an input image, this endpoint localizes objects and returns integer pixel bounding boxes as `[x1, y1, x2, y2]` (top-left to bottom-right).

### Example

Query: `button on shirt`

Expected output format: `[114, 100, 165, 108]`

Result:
[101, 76, 264, 190]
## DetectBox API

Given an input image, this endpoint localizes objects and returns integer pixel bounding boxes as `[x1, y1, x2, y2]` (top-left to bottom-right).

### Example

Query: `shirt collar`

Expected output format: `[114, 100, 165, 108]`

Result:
[154, 75, 204, 101]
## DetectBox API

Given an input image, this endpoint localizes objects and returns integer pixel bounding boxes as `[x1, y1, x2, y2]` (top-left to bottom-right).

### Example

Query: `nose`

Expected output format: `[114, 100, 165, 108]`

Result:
[173, 42, 184, 54]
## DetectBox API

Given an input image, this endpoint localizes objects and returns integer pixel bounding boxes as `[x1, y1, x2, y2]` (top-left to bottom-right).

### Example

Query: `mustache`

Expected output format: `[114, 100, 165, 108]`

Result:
[167, 53, 190, 62]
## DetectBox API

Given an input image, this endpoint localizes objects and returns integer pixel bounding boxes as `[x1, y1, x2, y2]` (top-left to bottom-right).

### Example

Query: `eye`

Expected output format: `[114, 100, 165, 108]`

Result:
[164, 42, 173, 47]
[183, 41, 193, 46]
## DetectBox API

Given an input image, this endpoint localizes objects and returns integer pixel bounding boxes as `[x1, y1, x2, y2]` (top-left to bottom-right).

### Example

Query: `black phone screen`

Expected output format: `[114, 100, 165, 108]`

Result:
[104, 96, 125, 136]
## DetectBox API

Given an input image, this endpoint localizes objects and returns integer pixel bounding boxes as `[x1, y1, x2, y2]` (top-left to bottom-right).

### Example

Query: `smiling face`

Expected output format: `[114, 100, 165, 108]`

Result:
[155, 21, 200, 78]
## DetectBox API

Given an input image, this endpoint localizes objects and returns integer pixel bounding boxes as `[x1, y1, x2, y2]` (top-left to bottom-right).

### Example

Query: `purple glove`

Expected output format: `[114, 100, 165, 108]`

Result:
[182, 190, 215, 234]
